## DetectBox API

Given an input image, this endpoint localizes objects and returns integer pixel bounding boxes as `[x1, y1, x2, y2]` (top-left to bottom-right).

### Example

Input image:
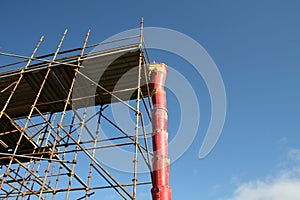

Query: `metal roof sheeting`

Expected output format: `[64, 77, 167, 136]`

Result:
[0, 43, 149, 119]
[0, 43, 150, 163]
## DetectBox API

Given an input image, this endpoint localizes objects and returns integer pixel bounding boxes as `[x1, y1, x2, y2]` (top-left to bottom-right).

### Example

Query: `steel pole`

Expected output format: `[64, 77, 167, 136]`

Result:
[149, 62, 172, 200]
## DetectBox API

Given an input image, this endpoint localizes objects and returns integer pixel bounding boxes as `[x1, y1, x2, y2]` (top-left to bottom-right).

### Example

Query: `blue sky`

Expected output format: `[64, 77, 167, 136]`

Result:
[1, 1, 300, 199]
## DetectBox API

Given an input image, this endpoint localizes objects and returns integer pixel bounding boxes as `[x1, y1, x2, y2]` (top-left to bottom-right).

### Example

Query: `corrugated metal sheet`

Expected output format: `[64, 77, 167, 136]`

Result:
[0, 43, 149, 118]
[0, 43, 150, 163]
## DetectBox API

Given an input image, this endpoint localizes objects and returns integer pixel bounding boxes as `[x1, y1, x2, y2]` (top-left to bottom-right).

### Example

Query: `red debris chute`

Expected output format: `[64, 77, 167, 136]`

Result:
[149, 62, 172, 200]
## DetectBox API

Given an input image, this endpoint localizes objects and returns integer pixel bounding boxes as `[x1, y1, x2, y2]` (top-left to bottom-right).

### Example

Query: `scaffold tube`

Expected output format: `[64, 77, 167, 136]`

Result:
[149, 62, 172, 200]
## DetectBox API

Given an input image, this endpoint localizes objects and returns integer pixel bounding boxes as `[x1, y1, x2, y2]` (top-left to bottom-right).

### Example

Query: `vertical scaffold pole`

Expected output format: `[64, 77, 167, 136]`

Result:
[149, 62, 172, 200]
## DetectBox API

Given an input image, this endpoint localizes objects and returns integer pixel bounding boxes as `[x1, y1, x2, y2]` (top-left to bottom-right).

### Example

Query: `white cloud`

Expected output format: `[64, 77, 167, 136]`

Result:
[223, 176, 300, 200]
[220, 148, 300, 200]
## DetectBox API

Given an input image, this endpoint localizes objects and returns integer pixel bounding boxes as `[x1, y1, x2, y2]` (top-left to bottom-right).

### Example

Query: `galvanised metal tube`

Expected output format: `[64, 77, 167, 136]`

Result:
[149, 62, 172, 200]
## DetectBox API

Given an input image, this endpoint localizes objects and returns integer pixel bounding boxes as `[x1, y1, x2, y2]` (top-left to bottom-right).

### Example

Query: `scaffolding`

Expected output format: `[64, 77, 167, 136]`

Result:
[0, 19, 164, 199]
